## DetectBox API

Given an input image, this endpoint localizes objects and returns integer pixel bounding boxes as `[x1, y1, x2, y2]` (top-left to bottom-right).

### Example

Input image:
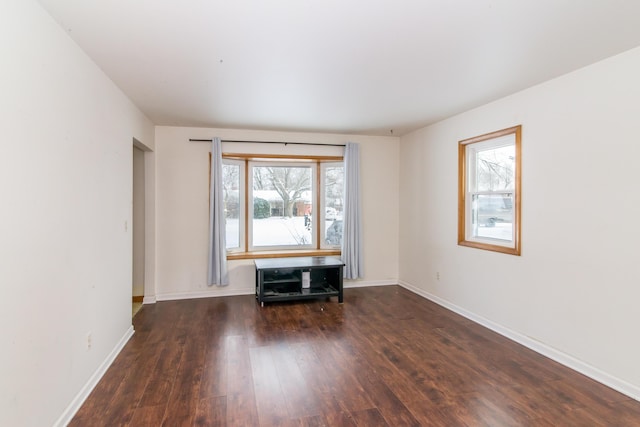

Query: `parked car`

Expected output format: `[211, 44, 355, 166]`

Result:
[479, 216, 504, 227]
[325, 220, 342, 245]
[477, 196, 512, 227]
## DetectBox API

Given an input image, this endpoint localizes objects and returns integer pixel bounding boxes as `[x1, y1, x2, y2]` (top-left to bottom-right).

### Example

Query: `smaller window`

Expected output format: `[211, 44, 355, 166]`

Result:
[458, 125, 521, 255]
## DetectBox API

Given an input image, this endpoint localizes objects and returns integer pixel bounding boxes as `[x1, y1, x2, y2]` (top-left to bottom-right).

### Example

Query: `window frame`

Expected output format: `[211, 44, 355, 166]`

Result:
[458, 125, 522, 256]
[220, 153, 344, 260]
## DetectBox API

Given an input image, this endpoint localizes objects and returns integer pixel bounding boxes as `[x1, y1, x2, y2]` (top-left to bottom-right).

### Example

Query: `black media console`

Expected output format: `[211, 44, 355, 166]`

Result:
[254, 256, 344, 306]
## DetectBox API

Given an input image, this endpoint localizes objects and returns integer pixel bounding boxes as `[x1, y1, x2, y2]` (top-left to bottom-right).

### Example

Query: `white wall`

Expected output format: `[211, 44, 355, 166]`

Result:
[0, 1, 154, 425]
[399, 46, 640, 398]
[154, 126, 399, 300]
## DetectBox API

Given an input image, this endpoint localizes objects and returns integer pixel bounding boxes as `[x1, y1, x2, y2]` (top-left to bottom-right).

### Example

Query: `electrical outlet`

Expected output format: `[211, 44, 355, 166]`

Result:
[86, 332, 92, 350]
[436, 272, 440, 280]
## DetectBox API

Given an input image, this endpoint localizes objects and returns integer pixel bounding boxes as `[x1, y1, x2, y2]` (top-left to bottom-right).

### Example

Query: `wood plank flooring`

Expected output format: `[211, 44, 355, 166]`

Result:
[70, 286, 640, 426]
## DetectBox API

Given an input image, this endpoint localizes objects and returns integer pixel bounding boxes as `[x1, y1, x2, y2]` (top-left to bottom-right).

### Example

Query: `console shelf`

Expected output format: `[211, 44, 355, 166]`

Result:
[255, 256, 344, 306]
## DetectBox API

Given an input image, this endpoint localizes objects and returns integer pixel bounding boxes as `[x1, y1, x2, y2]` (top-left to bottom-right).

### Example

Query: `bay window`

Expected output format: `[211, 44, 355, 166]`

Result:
[221, 154, 344, 258]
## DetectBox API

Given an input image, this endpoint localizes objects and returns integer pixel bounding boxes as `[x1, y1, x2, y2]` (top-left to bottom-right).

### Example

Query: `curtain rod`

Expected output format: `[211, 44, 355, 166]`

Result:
[189, 138, 346, 147]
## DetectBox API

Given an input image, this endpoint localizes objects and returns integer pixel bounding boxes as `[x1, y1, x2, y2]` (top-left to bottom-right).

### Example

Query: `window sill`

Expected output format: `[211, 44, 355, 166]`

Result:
[227, 249, 341, 261]
[458, 240, 520, 256]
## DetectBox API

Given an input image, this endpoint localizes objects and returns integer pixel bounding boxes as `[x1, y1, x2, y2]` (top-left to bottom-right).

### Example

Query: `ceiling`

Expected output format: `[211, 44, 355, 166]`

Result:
[37, 0, 640, 136]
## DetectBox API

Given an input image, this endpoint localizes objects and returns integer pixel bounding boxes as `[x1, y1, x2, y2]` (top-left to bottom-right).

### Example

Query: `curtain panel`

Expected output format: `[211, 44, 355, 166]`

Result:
[342, 142, 363, 279]
[208, 137, 229, 286]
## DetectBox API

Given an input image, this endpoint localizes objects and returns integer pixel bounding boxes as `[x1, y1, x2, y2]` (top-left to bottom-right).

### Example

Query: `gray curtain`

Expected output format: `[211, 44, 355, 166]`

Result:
[342, 142, 363, 279]
[207, 137, 229, 286]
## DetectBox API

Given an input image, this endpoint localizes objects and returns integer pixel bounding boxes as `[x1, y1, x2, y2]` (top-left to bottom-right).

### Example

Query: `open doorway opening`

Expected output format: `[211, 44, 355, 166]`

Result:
[132, 145, 145, 317]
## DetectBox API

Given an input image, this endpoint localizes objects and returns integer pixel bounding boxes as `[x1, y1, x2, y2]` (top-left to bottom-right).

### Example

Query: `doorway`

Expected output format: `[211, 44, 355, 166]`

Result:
[132, 145, 145, 316]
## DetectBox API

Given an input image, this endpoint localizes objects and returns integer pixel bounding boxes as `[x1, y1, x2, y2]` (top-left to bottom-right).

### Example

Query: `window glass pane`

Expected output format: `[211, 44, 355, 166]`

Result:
[473, 193, 513, 241]
[323, 164, 344, 247]
[475, 143, 515, 192]
[222, 162, 241, 250]
[251, 165, 313, 248]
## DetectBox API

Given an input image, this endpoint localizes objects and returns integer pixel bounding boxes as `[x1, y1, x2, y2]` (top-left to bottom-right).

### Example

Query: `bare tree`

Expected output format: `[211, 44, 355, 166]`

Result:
[477, 147, 514, 191]
[222, 164, 239, 218]
[477, 147, 515, 211]
[253, 166, 267, 190]
[259, 166, 311, 217]
[324, 166, 344, 209]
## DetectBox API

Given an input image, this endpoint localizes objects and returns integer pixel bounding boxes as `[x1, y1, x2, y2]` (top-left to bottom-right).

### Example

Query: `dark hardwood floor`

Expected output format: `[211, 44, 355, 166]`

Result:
[70, 286, 640, 426]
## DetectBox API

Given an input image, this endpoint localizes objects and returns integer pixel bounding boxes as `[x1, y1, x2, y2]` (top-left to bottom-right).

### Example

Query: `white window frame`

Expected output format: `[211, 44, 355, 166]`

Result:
[458, 125, 521, 256]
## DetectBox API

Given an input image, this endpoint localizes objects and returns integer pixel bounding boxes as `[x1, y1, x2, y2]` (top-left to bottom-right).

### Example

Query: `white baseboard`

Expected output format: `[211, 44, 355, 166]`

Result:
[152, 280, 396, 302]
[53, 325, 135, 427]
[142, 295, 156, 304]
[155, 287, 254, 301]
[398, 280, 640, 402]
[344, 279, 396, 289]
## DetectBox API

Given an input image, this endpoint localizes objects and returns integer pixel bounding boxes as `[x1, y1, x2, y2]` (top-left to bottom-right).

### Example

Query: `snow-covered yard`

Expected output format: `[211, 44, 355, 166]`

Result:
[225, 216, 335, 248]
[475, 222, 512, 240]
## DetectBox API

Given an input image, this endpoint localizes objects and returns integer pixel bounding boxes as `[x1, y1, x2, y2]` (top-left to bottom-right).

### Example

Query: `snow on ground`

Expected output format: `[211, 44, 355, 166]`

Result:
[226, 217, 510, 248]
[476, 223, 512, 240]
[225, 217, 334, 248]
